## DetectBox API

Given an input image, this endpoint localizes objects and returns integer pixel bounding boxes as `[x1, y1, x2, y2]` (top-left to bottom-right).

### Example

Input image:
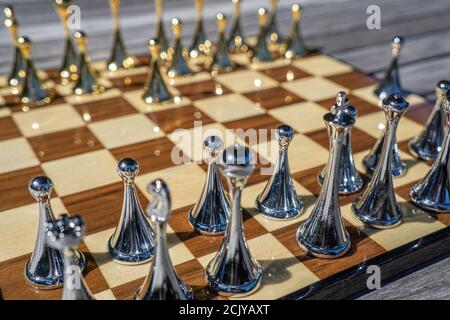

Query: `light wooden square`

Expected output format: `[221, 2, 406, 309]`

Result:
[123, 89, 190, 113]
[12, 104, 84, 137]
[269, 101, 327, 133]
[282, 76, 348, 101]
[215, 70, 278, 93]
[167, 71, 212, 86]
[88, 113, 164, 149]
[42, 149, 120, 196]
[0, 137, 39, 174]
[293, 55, 353, 77]
[94, 289, 117, 300]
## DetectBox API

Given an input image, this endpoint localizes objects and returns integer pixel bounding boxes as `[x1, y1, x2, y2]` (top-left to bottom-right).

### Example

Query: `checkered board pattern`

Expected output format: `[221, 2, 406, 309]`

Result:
[0, 51, 449, 300]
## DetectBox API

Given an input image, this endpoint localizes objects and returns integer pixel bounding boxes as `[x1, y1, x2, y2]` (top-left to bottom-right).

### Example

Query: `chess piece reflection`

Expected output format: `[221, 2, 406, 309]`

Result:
[109, 158, 155, 264]
[167, 18, 193, 78]
[189, 0, 209, 59]
[206, 144, 263, 296]
[46, 214, 95, 300]
[352, 94, 410, 228]
[143, 38, 174, 104]
[284, 4, 311, 59]
[135, 179, 194, 300]
[54, 0, 78, 84]
[409, 80, 449, 160]
[374, 36, 408, 99]
[318, 92, 363, 194]
[209, 13, 234, 73]
[154, 0, 168, 52]
[25, 176, 85, 288]
[3, 5, 25, 86]
[252, 8, 273, 62]
[411, 91, 450, 212]
[227, 0, 248, 53]
[16, 36, 52, 106]
[189, 136, 231, 235]
[72, 30, 105, 95]
[107, 0, 136, 71]
[256, 125, 304, 219]
[296, 107, 353, 258]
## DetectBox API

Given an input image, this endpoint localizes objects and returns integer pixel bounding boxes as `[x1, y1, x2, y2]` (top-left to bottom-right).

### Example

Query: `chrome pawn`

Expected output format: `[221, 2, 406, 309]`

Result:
[409, 80, 449, 161]
[46, 214, 95, 300]
[318, 92, 363, 194]
[135, 179, 194, 300]
[108, 158, 155, 264]
[352, 94, 410, 228]
[189, 136, 231, 235]
[296, 109, 353, 258]
[256, 125, 304, 219]
[25, 176, 85, 288]
[206, 144, 263, 296]
[410, 91, 450, 212]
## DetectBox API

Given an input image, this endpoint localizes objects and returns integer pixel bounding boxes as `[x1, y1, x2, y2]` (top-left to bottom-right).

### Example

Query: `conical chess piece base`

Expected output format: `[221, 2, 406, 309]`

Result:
[74, 54, 105, 95]
[8, 46, 25, 86]
[108, 30, 136, 71]
[20, 59, 52, 105]
[60, 37, 78, 84]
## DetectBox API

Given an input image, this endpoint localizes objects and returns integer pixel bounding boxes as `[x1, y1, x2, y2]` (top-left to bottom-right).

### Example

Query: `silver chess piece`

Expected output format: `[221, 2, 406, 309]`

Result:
[107, 0, 136, 71]
[227, 0, 248, 53]
[284, 4, 311, 59]
[409, 80, 450, 161]
[256, 125, 304, 219]
[318, 92, 363, 194]
[167, 18, 192, 78]
[352, 93, 410, 228]
[296, 108, 353, 258]
[3, 5, 25, 86]
[189, 136, 231, 235]
[109, 158, 155, 264]
[135, 179, 194, 300]
[189, 0, 208, 58]
[143, 38, 174, 104]
[410, 91, 450, 212]
[374, 36, 408, 99]
[209, 13, 234, 73]
[46, 214, 95, 300]
[25, 176, 85, 288]
[252, 8, 272, 62]
[206, 144, 263, 296]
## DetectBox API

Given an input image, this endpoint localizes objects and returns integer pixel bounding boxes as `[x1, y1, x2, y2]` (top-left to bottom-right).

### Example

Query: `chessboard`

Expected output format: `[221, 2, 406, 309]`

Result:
[0, 51, 449, 300]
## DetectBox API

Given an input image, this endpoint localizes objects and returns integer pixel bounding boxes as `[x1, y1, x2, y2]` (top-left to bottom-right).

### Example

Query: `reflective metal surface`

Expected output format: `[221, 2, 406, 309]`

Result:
[411, 91, 450, 212]
[318, 92, 363, 194]
[154, 0, 168, 52]
[25, 176, 85, 289]
[252, 8, 272, 62]
[352, 94, 410, 228]
[3, 5, 25, 86]
[296, 110, 352, 258]
[210, 13, 234, 72]
[189, 0, 208, 58]
[206, 144, 263, 297]
[108, 158, 155, 264]
[135, 179, 194, 300]
[374, 36, 408, 99]
[409, 80, 449, 160]
[143, 38, 174, 104]
[46, 214, 95, 300]
[167, 18, 192, 77]
[266, 0, 284, 45]
[284, 4, 310, 59]
[256, 125, 304, 219]
[189, 136, 231, 235]
[227, 0, 248, 53]
[107, 0, 136, 71]
[72, 30, 105, 95]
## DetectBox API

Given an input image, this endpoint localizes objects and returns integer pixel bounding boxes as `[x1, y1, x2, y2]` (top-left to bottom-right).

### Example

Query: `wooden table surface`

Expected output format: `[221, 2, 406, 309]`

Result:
[0, 0, 449, 300]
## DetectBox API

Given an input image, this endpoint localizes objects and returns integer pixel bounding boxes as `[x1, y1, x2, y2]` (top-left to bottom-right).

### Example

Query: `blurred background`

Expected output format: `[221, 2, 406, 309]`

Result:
[1, 0, 450, 100]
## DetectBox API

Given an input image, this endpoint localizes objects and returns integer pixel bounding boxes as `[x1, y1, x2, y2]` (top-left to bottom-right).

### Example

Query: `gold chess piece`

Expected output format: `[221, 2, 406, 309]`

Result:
[154, 0, 168, 52]
[142, 38, 174, 104]
[3, 5, 25, 86]
[167, 18, 193, 78]
[189, 0, 209, 59]
[107, 0, 136, 71]
[267, 0, 284, 45]
[16, 36, 52, 105]
[228, 0, 248, 53]
[54, 0, 78, 84]
[252, 8, 272, 62]
[284, 4, 311, 59]
[208, 13, 234, 73]
[72, 31, 105, 95]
